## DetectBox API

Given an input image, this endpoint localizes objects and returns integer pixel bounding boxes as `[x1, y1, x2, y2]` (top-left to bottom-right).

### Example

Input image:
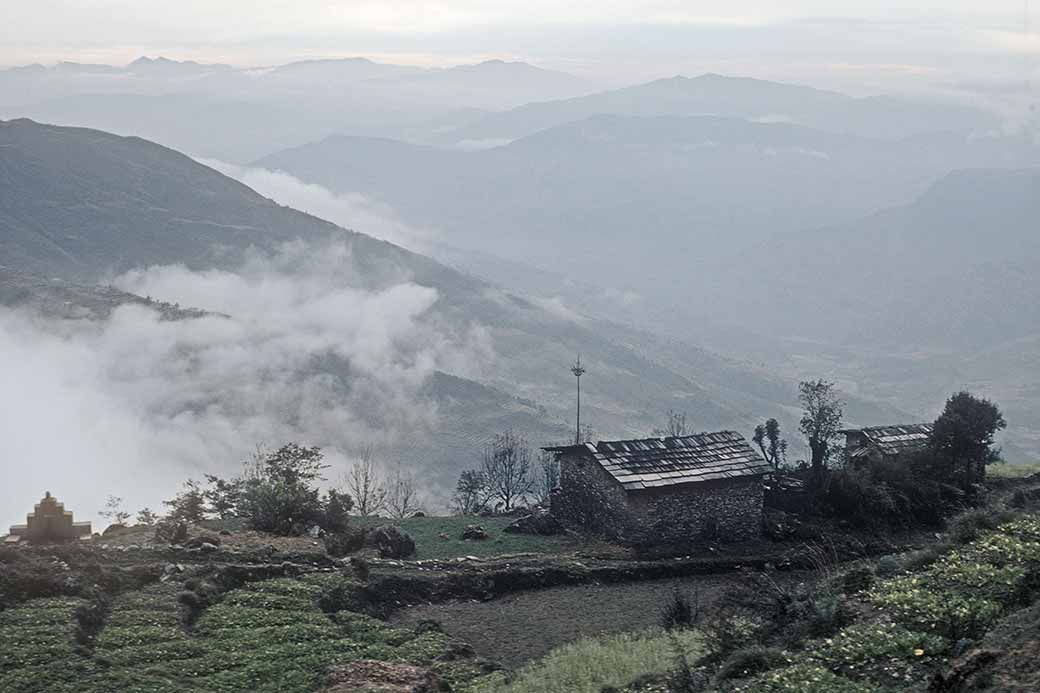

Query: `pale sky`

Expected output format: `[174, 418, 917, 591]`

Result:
[2, 1, 1037, 93]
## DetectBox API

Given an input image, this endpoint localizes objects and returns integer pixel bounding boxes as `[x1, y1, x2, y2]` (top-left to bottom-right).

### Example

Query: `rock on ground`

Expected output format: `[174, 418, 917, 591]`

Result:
[504, 509, 564, 536]
[365, 525, 417, 559]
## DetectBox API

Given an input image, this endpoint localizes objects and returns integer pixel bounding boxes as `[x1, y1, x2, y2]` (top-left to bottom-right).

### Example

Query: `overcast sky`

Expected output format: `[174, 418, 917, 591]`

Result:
[2, 2, 1038, 94]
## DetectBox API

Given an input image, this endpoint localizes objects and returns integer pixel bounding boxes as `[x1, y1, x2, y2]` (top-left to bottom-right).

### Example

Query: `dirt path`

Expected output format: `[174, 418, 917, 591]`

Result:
[389, 571, 811, 667]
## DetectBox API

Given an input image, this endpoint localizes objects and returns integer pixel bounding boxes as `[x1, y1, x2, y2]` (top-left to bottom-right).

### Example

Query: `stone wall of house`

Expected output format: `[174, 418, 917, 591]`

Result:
[551, 451, 764, 545]
[625, 477, 764, 545]
[550, 452, 637, 541]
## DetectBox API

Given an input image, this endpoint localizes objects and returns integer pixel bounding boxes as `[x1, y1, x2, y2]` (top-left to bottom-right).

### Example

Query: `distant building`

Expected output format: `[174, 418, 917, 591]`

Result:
[5, 492, 92, 544]
[841, 424, 934, 465]
[546, 431, 770, 545]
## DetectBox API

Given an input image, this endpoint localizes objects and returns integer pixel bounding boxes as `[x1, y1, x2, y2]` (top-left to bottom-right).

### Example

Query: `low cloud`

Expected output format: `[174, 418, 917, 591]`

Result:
[200, 158, 439, 253]
[0, 242, 493, 529]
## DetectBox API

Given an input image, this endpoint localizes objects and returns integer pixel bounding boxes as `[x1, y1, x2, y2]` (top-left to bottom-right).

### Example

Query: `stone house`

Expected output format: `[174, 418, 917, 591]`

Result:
[841, 424, 933, 466]
[546, 431, 771, 545]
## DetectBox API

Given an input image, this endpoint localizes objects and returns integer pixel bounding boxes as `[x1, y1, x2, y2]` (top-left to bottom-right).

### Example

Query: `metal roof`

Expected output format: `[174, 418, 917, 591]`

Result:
[547, 430, 771, 491]
[842, 423, 933, 457]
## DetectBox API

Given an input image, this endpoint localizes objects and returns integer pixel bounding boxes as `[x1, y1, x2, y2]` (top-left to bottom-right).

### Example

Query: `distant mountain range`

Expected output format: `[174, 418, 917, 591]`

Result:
[1, 62, 1003, 163]
[0, 57, 597, 161]
[255, 114, 1040, 303]
[2, 119, 914, 494]
[439, 73, 998, 145]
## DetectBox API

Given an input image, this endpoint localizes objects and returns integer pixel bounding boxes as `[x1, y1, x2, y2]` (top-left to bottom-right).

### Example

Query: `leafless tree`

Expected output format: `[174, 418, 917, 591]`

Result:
[385, 464, 422, 519]
[99, 495, 130, 526]
[482, 431, 535, 511]
[653, 410, 690, 437]
[535, 449, 560, 503]
[345, 446, 387, 516]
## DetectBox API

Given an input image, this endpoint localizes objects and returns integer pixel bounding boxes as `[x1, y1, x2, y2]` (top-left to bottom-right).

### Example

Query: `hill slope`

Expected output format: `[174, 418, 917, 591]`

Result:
[256, 115, 1040, 299]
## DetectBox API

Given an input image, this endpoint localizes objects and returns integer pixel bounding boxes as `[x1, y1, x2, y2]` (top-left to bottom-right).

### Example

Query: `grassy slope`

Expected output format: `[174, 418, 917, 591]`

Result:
[353, 515, 586, 560]
[477, 629, 704, 693]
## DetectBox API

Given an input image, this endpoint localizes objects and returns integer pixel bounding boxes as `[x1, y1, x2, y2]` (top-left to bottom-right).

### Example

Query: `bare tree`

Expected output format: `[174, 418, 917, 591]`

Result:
[535, 449, 560, 503]
[385, 464, 422, 519]
[798, 380, 844, 484]
[482, 431, 535, 511]
[653, 410, 690, 437]
[345, 446, 387, 516]
[753, 418, 788, 473]
[99, 495, 130, 526]
[578, 423, 595, 444]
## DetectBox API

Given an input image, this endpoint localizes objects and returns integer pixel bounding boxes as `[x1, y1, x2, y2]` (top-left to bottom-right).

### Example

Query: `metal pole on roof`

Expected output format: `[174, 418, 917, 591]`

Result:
[571, 355, 586, 445]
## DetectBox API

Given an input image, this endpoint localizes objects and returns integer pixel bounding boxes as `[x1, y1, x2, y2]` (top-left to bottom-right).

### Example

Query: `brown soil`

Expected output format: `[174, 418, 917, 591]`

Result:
[389, 570, 812, 667]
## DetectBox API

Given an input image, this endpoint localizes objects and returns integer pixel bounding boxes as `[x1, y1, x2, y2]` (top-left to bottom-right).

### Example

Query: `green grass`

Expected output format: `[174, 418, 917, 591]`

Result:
[989, 462, 1040, 479]
[473, 628, 704, 693]
[354, 515, 580, 560]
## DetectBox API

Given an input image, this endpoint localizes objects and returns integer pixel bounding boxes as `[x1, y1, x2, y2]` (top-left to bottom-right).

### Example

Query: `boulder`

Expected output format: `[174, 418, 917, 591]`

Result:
[324, 660, 442, 692]
[504, 509, 563, 536]
[102, 523, 128, 536]
[365, 525, 416, 559]
[184, 533, 222, 549]
[461, 524, 488, 541]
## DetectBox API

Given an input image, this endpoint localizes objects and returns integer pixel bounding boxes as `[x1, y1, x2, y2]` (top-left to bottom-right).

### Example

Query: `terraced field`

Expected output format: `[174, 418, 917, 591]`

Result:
[0, 571, 495, 693]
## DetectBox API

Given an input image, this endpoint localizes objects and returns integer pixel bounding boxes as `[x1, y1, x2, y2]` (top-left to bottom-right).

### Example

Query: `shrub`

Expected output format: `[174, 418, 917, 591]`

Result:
[716, 646, 787, 680]
[875, 555, 904, 578]
[701, 611, 760, 661]
[323, 489, 353, 534]
[948, 506, 1017, 544]
[660, 589, 699, 631]
[323, 531, 362, 558]
[840, 567, 874, 595]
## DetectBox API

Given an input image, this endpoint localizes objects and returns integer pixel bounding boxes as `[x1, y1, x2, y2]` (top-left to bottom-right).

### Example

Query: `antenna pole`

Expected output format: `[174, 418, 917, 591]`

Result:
[571, 355, 586, 445]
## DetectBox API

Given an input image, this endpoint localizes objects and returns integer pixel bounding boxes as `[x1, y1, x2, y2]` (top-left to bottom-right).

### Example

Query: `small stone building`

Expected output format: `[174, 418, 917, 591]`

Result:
[547, 431, 770, 545]
[841, 424, 933, 466]
[5, 492, 92, 544]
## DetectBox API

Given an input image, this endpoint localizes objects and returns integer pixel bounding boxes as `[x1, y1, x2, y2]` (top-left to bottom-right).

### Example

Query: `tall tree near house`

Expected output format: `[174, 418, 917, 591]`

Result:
[345, 446, 388, 516]
[798, 380, 844, 485]
[385, 464, 422, 519]
[482, 431, 535, 511]
[536, 449, 561, 503]
[753, 418, 788, 473]
[930, 391, 1006, 490]
[652, 410, 690, 437]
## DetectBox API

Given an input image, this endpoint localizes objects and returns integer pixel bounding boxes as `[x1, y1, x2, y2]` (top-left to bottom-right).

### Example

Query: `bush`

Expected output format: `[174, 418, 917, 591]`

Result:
[716, 646, 787, 680]
[875, 555, 904, 578]
[660, 589, 699, 631]
[821, 456, 965, 528]
[323, 489, 353, 534]
[948, 506, 1017, 544]
[701, 611, 760, 661]
[323, 529, 365, 558]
